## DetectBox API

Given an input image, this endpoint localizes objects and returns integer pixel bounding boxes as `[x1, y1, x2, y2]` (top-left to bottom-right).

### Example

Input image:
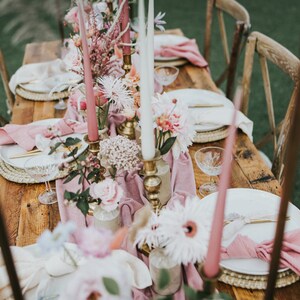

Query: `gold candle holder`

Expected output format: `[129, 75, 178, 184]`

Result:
[123, 54, 132, 74]
[117, 119, 137, 140]
[198, 265, 223, 296]
[143, 156, 162, 215]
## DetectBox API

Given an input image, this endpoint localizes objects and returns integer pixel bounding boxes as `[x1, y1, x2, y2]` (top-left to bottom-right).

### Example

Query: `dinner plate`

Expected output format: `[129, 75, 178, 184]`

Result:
[166, 89, 234, 132]
[154, 34, 189, 61]
[199, 188, 300, 275]
[0, 119, 88, 170]
[19, 72, 81, 93]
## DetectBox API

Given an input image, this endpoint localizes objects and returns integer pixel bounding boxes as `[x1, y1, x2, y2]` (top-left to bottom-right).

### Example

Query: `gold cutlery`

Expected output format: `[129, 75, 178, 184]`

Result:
[188, 104, 224, 108]
[224, 215, 290, 226]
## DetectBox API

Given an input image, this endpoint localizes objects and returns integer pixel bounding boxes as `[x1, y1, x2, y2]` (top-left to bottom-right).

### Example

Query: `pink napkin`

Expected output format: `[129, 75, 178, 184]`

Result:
[0, 119, 87, 151]
[221, 229, 300, 275]
[154, 39, 208, 68]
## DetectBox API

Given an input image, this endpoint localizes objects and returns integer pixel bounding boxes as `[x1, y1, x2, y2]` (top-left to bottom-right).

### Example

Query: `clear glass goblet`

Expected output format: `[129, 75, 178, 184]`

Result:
[154, 66, 179, 90]
[24, 155, 59, 205]
[54, 98, 67, 110]
[194, 146, 225, 198]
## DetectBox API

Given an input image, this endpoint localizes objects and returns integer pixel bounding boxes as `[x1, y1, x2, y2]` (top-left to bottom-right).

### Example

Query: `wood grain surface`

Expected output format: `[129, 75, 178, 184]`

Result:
[0, 30, 299, 299]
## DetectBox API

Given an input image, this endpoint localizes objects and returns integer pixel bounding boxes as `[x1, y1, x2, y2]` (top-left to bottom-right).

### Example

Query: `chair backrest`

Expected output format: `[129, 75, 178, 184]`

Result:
[204, 0, 251, 100]
[0, 49, 15, 116]
[241, 31, 300, 183]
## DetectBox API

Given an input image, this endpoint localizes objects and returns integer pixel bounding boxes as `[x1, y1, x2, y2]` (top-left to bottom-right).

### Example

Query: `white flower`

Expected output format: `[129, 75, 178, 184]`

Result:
[100, 136, 141, 173]
[156, 197, 212, 265]
[98, 76, 134, 111]
[134, 212, 160, 248]
[59, 258, 132, 300]
[37, 221, 76, 253]
[154, 12, 166, 31]
[152, 93, 196, 159]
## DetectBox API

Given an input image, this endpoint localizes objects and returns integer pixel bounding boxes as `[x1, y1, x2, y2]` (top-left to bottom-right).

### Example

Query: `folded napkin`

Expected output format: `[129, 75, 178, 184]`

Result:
[0, 118, 87, 151]
[0, 246, 76, 299]
[191, 107, 253, 140]
[154, 39, 208, 68]
[9, 58, 80, 94]
[221, 229, 300, 275]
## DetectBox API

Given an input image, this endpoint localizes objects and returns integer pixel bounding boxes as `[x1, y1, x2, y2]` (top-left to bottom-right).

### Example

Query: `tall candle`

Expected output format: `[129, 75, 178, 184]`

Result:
[147, 0, 154, 96]
[138, 0, 155, 160]
[77, 0, 99, 142]
[203, 87, 243, 278]
[119, 0, 131, 55]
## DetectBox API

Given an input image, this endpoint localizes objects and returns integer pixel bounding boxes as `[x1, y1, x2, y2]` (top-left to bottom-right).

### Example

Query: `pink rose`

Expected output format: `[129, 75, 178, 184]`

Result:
[90, 178, 123, 212]
[93, 86, 108, 106]
[77, 227, 112, 258]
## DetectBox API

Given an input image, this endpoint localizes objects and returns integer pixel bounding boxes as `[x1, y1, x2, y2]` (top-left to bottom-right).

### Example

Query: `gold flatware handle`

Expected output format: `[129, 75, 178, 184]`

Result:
[224, 216, 290, 226]
[188, 104, 224, 108]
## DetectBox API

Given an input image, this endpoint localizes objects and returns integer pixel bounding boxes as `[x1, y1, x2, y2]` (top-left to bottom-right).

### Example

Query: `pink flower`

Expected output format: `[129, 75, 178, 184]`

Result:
[114, 44, 123, 59]
[77, 227, 112, 258]
[69, 88, 87, 111]
[90, 178, 123, 212]
[65, 7, 79, 25]
[93, 86, 108, 106]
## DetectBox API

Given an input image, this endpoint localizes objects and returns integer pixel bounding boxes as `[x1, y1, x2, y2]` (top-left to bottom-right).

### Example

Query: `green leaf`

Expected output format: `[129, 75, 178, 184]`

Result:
[76, 198, 89, 216]
[63, 170, 79, 184]
[102, 277, 120, 295]
[48, 141, 62, 155]
[67, 146, 79, 158]
[158, 268, 170, 290]
[64, 137, 81, 146]
[183, 285, 198, 300]
[159, 137, 176, 156]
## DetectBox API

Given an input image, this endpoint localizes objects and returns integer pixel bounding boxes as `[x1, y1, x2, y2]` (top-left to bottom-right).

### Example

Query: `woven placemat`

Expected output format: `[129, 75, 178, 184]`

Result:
[16, 86, 69, 101]
[0, 158, 71, 184]
[219, 268, 299, 290]
[193, 126, 229, 143]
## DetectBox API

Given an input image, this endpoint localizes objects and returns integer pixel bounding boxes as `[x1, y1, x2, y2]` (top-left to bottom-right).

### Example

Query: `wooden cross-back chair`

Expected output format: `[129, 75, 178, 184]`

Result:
[241, 31, 300, 183]
[204, 0, 251, 100]
[0, 49, 14, 126]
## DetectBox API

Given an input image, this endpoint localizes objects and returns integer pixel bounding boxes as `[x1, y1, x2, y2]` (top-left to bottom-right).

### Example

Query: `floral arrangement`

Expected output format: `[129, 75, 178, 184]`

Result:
[36, 221, 133, 299]
[133, 196, 212, 265]
[151, 93, 196, 159]
[64, 0, 128, 79]
[100, 135, 141, 177]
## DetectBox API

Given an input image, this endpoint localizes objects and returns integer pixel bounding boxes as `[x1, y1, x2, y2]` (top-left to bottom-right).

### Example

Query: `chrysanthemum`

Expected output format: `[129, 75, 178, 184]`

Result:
[98, 76, 134, 111]
[156, 196, 212, 265]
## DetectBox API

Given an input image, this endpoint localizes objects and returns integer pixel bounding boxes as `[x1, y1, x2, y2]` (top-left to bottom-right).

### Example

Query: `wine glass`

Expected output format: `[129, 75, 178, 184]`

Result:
[24, 155, 59, 205]
[194, 146, 225, 197]
[154, 66, 179, 91]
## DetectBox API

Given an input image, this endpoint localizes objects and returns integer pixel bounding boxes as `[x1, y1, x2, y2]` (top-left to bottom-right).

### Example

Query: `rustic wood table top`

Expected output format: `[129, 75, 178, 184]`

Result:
[1, 29, 299, 299]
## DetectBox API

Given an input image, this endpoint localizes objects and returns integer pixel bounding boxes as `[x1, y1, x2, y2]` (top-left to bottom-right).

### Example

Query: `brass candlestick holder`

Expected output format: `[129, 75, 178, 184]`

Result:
[123, 54, 132, 74]
[83, 135, 106, 181]
[143, 156, 162, 215]
[198, 264, 223, 296]
[117, 119, 137, 140]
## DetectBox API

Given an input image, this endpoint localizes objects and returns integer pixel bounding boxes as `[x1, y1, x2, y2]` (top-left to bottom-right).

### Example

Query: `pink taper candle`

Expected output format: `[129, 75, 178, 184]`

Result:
[203, 87, 243, 278]
[77, 0, 99, 142]
[119, 0, 131, 55]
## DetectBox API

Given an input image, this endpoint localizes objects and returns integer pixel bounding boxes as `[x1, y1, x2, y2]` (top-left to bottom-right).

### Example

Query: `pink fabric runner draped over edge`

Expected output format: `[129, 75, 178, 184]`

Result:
[56, 105, 202, 299]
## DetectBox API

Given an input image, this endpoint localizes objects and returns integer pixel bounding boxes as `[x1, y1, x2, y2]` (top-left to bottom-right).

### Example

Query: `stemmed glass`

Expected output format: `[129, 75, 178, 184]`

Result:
[154, 66, 179, 91]
[54, 98, 67, 110]
[194, 146, 225, 198]
[24, 155, 59, 205]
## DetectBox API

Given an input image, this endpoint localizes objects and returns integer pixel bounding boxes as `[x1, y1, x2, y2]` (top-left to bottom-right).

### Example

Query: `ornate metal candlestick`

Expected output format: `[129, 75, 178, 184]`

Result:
[143, 156, 162, 215]
[198, 265, 223, 296]
[123, 54, 132, 74]
[117, 119, 137, 140]
[83, 135, 105, 181]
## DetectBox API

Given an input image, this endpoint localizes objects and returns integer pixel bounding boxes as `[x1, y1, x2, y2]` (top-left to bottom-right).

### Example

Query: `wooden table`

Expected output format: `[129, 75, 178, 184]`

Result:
[1, 35, 300, 300]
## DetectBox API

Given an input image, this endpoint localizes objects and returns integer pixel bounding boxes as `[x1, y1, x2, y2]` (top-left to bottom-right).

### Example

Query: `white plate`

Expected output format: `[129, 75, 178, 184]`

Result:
[166, 89, 234, 132]
[154, 34, 189, 61]
[19, 73, 81, 93]
[0, 119, 88, 170]
[199, 188, 300, 275]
